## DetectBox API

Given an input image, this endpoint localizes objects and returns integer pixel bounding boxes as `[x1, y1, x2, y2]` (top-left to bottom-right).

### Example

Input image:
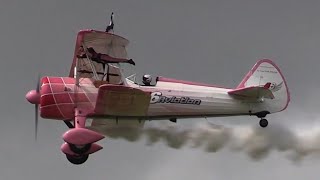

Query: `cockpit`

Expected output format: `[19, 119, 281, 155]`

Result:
[124, 73, 159, 87]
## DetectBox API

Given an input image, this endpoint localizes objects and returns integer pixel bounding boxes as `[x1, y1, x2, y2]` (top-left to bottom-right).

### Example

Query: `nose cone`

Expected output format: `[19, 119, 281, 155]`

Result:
[26, 90, 40, 104]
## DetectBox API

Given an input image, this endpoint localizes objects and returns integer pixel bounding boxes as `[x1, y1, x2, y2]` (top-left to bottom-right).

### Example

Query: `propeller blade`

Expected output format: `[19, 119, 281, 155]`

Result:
[36, 74, 40, 93]
[35, 74, 40, 140]
[35, 104, 38, 140]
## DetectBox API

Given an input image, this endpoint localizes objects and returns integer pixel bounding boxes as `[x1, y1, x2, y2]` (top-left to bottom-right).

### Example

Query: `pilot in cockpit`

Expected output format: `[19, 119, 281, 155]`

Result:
[142, 74, 153, 86]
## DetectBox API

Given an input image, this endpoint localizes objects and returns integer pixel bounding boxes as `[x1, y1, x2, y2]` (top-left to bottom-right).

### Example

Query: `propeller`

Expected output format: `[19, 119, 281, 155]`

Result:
[35, 74, 40, 140]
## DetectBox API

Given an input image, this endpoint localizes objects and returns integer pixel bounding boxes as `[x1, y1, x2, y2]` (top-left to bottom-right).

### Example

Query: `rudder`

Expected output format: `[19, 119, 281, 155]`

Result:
[237, 59, 290, 113]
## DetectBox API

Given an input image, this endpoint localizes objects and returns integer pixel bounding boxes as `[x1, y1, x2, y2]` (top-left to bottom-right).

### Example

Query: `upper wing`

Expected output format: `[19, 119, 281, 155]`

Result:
[94, 84, 151, 116]
[228, 83, 274, 100]
[69, 30, 129, 78]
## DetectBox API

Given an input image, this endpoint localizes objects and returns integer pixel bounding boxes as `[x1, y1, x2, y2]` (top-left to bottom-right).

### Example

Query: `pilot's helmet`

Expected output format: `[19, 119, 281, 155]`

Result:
[142, 74, 152, 84]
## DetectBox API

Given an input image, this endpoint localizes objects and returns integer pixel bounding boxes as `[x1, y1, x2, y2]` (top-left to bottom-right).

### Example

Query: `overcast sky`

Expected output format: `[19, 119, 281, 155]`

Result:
[1, 0, 320, 179]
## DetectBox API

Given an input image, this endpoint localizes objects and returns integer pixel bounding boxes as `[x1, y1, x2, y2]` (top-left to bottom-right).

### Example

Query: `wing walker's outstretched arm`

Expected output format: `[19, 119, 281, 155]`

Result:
[77, 46, 135, 65]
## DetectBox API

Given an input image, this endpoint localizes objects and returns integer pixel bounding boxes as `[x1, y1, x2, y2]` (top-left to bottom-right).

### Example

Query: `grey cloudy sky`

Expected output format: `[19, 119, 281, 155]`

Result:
[1, 0, 320, 179]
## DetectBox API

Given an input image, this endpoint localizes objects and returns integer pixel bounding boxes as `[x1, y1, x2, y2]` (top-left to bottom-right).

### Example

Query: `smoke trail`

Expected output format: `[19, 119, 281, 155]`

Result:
[92, 120, 320, 162]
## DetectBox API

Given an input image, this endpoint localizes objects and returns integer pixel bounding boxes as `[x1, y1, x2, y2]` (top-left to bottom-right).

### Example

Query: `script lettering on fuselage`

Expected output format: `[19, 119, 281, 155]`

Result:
[150, 92, 201, 105]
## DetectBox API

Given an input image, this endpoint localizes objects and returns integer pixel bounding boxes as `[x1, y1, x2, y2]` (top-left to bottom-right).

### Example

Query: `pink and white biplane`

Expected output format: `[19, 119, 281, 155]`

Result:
[25, 29, 290, 165]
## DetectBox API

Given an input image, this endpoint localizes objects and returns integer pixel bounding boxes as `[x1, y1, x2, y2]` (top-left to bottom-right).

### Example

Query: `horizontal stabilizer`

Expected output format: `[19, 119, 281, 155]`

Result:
[94, 84, 151, 116]
[228, 83, 274, 100]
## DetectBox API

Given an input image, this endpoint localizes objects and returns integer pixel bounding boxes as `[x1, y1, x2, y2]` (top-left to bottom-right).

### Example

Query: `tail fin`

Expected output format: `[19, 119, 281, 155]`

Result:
[237, 59, 290, 113]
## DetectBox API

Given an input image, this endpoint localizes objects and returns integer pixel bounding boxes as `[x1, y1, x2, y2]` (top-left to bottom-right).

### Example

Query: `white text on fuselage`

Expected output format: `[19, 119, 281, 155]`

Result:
[150, 92, 201, 105]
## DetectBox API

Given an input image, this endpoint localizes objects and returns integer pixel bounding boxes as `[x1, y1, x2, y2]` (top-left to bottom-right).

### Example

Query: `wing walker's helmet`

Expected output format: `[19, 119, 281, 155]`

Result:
[142, 74, 152, 84]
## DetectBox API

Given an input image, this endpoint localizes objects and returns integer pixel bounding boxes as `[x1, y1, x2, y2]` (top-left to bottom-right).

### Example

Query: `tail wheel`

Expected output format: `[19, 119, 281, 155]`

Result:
[259, 119, 268, 128]
[66, 154, 89, 165]
[69, 143, 91, 154]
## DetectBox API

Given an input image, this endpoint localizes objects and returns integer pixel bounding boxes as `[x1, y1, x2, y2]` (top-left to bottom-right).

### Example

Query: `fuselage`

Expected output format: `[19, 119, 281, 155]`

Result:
[39, 76, 250, 120]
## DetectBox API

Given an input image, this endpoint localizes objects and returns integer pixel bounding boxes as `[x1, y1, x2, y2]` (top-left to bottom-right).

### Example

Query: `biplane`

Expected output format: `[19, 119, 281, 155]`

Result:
[25, 27, 290, 165]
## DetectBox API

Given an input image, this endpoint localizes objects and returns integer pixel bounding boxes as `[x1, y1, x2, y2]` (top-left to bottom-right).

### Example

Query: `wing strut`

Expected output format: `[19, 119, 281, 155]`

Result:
[81, 43, 99, 80]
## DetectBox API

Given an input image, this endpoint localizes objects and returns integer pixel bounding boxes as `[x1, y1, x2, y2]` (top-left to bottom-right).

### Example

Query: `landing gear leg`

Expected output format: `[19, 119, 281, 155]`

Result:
[253, 111, 270, 128]
[62, 108, 104, 165]
[259, 118, 268, 128]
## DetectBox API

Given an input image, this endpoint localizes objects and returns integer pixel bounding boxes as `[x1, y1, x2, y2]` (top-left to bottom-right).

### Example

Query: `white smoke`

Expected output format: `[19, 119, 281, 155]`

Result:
[93, 120, 320, 162]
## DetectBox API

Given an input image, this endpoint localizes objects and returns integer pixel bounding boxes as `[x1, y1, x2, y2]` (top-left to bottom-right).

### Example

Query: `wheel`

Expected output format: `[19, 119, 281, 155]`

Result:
[66, 154, 89, 165]
[259, 119, 268, 128]
[69, 143, 91, 154]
